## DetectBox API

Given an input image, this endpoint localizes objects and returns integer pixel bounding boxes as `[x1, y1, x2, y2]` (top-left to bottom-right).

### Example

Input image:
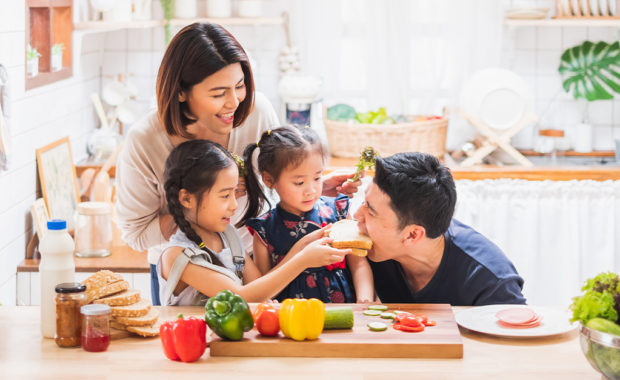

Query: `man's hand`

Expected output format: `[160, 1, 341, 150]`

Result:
[322, 169, 363, 197]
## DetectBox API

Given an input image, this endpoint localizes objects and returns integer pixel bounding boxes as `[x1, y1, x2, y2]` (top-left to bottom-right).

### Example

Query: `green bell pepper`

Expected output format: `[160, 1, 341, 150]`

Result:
[204, 290, 254, 341]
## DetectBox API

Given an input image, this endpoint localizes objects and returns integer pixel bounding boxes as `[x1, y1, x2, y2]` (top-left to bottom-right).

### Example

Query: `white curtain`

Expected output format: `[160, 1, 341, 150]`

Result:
[286, 0, 504, 149]
[455, 179, 620, 307]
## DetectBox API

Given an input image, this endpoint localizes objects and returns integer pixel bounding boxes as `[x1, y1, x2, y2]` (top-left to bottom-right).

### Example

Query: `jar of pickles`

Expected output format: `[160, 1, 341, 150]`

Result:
[80, 304, 111, 352]
[55, 282, 87, 347]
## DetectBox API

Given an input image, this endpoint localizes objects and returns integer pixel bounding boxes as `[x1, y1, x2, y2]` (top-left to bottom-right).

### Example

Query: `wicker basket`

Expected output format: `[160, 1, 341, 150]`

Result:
[324, 114, 448, 158]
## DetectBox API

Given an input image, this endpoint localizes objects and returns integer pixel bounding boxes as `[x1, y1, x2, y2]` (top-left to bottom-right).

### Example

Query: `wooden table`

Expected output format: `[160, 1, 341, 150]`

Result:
[0, 306, 598, 379]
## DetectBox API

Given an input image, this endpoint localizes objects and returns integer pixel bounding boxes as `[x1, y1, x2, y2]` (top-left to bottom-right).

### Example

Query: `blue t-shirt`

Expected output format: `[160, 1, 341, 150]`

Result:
[246, 194, 355, 303]
[369, 219, 526, 306]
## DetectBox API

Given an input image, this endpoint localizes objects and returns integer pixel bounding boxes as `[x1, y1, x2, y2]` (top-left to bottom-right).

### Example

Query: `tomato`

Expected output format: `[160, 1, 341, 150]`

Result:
[424, 320, 437, 327]
[415, 314, 428, 325]
[399, 315, 423, 328]
[255, 308, 280, 336]
[252, 303, 274, 322]
[394, 323, 425, 333]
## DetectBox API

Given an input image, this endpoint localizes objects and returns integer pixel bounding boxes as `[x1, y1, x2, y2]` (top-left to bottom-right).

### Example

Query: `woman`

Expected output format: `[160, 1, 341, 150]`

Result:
[115, 22, 361, 305]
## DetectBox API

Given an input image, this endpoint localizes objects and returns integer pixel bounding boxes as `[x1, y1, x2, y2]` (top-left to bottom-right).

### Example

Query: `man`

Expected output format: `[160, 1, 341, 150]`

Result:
[354, 152, 525, 305]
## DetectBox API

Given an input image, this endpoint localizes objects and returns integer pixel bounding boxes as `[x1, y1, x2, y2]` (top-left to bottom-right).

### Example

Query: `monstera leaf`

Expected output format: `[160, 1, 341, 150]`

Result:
[558, 41, 620, 101]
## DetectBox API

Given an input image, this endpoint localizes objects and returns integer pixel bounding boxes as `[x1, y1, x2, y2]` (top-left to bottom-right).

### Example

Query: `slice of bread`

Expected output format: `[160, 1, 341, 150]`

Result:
[349, 248, 368, 257]
[110, 320, 127, 331]
[86, 280, 130, 302]
[94, 289, 141, 307]
[126, 323, 161, 338]
[83, 270, 124, 290]
[110, 298, 151, 317]
[115, 308, 160, 327]
[328, 220, 373, 251]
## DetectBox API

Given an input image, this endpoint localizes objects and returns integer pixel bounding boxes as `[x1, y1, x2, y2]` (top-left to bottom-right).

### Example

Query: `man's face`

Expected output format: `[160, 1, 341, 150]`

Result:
[354, 183, 405, 262]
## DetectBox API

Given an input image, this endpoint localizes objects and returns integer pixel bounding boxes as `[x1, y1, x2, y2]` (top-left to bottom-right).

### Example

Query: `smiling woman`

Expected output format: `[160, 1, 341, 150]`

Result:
[114, 22, 280, 305]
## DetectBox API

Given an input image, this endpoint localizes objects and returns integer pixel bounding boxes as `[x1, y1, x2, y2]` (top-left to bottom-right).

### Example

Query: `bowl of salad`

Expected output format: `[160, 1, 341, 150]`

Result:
[572, 272, 620, 380]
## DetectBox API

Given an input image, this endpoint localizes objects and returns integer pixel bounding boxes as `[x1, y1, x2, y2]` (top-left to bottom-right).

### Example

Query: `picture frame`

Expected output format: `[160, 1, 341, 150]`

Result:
[35, 136, 79, 231]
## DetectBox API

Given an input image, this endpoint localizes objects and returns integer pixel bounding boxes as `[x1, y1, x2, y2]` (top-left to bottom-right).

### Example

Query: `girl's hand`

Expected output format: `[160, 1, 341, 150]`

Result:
[289, 225, 332, 256]
[322, 170, 362, 197]
[235, 177, 247, 199]
[297, 237, 349, 269]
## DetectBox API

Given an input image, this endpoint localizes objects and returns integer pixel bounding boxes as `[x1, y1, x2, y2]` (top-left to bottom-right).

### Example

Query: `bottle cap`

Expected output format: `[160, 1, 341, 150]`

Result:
[81, 304, 111, 316]
[47, 219, 66, 230]
[55, 282, 86, 293]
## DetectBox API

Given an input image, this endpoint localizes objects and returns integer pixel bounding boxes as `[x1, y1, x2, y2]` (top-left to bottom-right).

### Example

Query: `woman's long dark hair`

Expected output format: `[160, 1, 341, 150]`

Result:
[164, 139, 236, 266]
[238, 125, 326, 227]
[157, 22, 255, 139]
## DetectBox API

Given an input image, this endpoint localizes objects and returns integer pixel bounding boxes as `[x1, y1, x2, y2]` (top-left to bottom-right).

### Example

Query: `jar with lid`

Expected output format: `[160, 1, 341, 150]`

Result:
[55, 282, 87, 347]
[74, 202, 112, 258]
[81, 304, 111, 352]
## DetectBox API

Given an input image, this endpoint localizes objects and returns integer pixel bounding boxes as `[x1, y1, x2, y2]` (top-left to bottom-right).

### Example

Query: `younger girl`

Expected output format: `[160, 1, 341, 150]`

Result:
[158, 139, 350, 306]
[241, 125, 374, 303]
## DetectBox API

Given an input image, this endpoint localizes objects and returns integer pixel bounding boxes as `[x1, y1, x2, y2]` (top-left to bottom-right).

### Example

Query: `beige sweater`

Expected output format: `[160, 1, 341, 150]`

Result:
[115, 92, 279, 264]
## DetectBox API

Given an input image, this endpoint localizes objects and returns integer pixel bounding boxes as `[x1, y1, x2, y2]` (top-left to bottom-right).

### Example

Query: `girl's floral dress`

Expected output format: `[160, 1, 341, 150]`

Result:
[246, 194, 355, 303]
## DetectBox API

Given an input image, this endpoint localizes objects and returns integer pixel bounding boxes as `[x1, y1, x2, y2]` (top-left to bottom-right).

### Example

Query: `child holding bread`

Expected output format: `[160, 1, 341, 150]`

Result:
[158, 139, 351, 306]
[240, 125, 374, 303]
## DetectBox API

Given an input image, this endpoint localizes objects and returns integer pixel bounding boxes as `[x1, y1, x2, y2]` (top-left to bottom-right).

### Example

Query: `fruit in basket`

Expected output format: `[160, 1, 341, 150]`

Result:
[327, 104, 356, 121]
[355, 107, 395, 124]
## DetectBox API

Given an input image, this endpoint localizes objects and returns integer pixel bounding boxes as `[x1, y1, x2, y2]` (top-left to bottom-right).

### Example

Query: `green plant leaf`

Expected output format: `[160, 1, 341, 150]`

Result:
[559, 41, 620, 101]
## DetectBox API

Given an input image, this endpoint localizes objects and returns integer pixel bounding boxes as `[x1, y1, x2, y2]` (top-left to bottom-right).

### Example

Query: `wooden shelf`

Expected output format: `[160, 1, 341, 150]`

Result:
[505, 18, 620, 27]
[25, 67, 72, 90]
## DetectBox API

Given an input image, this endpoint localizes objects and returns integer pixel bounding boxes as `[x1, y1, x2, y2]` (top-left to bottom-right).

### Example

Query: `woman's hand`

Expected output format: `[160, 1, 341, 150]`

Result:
[159, 214, 178, 240]
[296, 237, 349, 269]
[322, 169, 363, 198]
[235, 177, 247, 199]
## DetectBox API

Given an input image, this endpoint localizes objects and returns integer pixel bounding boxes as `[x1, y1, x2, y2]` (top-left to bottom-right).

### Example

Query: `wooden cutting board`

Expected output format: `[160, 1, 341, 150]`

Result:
[210, 303, 463, 358]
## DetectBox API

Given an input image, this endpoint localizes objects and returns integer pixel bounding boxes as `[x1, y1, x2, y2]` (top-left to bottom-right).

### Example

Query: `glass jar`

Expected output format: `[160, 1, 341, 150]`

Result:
[81, 304, 111, 352]
[55, 282, 87, 347]
[75, 202, 112, 258]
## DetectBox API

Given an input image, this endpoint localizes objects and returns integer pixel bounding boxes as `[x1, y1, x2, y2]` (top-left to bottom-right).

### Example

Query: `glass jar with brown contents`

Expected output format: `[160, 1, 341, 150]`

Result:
[55, 282, 87, 347]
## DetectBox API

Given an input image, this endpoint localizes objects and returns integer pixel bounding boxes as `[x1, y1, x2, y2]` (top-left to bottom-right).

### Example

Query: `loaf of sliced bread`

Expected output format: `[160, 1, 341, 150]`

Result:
[110, 298, 151, 317]
[86, 280, 130, 302]
[94, 289, 140, 307]
[126, 323, 161, 337]
[115, 308, 160, 327]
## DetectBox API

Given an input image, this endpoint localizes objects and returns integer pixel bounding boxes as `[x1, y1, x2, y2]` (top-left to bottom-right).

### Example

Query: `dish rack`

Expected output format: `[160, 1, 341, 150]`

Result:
[554, 0, 619, 18]
[324, 111, 448, 159]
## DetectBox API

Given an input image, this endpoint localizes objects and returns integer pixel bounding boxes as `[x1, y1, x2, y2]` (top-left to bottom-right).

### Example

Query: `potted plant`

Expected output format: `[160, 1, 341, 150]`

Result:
[558, 40, 620, 152]
[26, 44, 41, 77]
[51, 43, 64, 72]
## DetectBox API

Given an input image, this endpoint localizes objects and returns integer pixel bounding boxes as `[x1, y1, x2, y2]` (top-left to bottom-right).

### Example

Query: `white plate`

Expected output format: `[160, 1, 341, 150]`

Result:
[456, 305, 577, 338]
[571, 0, 582, 15]
[590, 0, 600, 15]
[505, 7, 549, 19]
[459, 68, 534, 131]
[610, 0, 617, 15]
[600, 0, 610, 15]
[560, 0, 572, 15]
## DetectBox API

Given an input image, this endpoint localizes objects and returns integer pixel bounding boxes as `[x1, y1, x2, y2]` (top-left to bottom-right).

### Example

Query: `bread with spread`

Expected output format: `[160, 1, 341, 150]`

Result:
[327, 219, 373, 256]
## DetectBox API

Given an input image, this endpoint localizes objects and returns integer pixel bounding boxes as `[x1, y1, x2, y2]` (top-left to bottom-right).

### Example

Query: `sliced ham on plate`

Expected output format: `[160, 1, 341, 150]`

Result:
[495, 307, 542, 329]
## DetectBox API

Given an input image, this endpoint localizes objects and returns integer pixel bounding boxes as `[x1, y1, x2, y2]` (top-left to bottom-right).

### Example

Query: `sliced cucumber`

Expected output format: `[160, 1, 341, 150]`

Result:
[380, 312, 396, 319]
[363, 309, 382, 316]
[368, 322, 387, 331]
[324, 307, 354, 329]
[367, 305, 389, 311]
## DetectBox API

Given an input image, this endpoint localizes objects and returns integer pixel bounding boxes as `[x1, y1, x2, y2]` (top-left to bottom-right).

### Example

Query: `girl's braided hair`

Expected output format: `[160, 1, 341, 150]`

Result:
[164, 139, 236, 266]
[238, 125, 326, 227]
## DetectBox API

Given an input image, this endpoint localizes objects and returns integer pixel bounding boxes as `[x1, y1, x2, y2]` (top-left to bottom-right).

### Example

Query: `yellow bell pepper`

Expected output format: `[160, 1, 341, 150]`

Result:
[279, 298, 325, 341]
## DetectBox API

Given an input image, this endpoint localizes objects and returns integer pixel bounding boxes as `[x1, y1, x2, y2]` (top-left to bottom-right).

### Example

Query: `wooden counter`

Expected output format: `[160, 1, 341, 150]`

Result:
[17, 244, 149, 273]
[0, 306, 597, 379]
[328, 157, 620, 181]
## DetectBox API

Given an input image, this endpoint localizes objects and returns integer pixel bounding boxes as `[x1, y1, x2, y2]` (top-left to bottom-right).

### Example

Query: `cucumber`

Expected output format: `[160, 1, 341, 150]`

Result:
[368, 322, 387, 331]
[324, 307, 354, 329]
[363, 310, 382, 316]
[586, 317, 620, 336]
[368, 305, 389, 311]
[380, 312, 396, 319]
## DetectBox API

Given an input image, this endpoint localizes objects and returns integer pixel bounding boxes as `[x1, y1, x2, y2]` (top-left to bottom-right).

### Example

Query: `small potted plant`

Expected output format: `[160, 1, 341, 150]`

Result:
[26, 44, 41, 77]
[51, 43, 64, 72]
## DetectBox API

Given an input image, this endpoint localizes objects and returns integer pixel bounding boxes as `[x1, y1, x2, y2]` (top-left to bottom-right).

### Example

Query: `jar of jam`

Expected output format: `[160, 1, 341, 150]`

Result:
[55, 282, 87, 347]
[80, 304, 111, 352]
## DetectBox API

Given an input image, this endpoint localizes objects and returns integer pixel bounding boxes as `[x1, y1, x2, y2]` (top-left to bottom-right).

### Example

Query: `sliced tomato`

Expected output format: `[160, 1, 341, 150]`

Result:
[394, 312, 414, 323]
[414, 314, 428, 325]
[424, 320, 437, 327]
[399, 315, 423, 328]
[393, 323, 424, 333]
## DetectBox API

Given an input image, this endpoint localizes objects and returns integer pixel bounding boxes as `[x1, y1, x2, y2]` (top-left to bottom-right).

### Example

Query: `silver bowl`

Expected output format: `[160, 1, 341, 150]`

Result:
[580, 324, 620, 380]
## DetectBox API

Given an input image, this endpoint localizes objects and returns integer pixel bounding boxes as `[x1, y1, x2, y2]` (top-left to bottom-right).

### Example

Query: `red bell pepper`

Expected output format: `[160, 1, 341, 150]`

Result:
[160, 313, 207, 363]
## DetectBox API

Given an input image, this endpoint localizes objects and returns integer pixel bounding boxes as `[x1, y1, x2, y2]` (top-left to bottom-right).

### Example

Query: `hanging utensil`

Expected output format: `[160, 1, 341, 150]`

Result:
[90, 92, 110, 130]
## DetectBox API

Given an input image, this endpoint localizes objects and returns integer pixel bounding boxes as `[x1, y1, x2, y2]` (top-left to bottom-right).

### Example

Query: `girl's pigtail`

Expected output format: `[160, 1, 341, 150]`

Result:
[237, 141, 269, 227]
[165, 176, 225, 267]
